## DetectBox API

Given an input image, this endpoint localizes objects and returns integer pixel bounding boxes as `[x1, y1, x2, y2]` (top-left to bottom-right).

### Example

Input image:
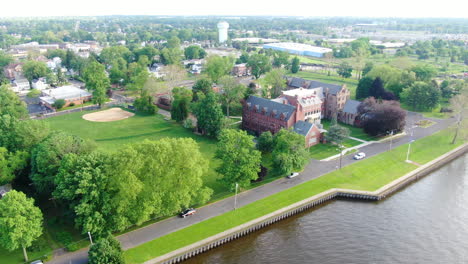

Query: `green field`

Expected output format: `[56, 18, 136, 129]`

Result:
[320, 119, 376, 142]
[288, 71, 359, 99]
[124, 127, 464, 264]
[309, 138, 361, 160]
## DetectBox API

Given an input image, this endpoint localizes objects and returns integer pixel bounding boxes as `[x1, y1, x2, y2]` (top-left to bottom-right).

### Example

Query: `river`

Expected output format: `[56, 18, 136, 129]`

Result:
[186, 154, 468, 264]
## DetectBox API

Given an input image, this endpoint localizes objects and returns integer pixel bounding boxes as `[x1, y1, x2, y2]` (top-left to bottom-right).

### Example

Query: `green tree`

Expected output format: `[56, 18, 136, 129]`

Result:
[108, 139, 213, 229]
[337, 62, 353, 78]
[218, 76, 246, 117]
[167, 36, 181, 49]
[160, 48, 182, 65]
[262, 68, 287, 98]
[257, 131, 274, 153]
[88, 235, 125, 264]
[52, 99, 66, 109]
[0, 190, 43, 262]
[449, 88, 468, 144]
[216, 129, 261, 189]
[272, 129, 308, 175]
[99, 46, 132, 65]
[0, 115, 50, 153]
[192, 78, 212, 101]
[247, 53, 272, 79]
[0, 84, 28, 118]
[84, 61, 110, 107]
[134, 91, 158, 114]
[184, 45, 207, 60]
[0, 147, 28, 185]
[204, 55, 234, 83]
[362, 61, 374, 76]
[290, 56, 300, 73]
[401, 81, 441, 111]
[325, 124, 350, 146]
[272, 51, 290, 68]
[171, 87, 192, 122]
[31, 131, 94, 194]
[193, 92, 224, 137]
[411, 64, 437, 82]
[54, 152, 115, 236]
[355, 76, 373, 99]
[22, 60, 49, 88]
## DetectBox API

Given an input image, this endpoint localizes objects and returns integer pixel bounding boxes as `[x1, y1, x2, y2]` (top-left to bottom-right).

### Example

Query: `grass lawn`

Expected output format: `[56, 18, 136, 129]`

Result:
[45, 109, 226, 197]
[124, 127, 464, 264]
[288, 71, 359, 99]
[309, 138, 361, 160]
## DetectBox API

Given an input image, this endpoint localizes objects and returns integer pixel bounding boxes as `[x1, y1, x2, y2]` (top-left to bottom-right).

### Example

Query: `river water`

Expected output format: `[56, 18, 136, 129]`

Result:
[186, 154, 468, 264]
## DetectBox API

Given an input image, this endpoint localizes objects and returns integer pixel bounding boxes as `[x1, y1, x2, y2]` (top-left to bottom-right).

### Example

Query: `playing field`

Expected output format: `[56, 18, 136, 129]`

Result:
[82, 107, 135, 122]
[45, 108, 227, 197]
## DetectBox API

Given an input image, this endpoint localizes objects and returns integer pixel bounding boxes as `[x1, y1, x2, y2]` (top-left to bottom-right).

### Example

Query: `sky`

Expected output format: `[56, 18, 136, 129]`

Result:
[0, 0, 467, 18]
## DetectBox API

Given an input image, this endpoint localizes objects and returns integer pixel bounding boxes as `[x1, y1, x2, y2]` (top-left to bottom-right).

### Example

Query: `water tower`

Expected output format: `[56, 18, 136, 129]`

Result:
[217, 21, 229, 43]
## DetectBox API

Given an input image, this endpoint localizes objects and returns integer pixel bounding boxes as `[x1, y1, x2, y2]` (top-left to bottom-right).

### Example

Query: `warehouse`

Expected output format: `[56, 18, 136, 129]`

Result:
[263, 42, 332, 58]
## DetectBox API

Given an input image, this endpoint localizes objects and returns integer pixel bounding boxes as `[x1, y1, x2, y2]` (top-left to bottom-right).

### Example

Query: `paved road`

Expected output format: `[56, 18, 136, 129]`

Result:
[46, 112, 455, 264]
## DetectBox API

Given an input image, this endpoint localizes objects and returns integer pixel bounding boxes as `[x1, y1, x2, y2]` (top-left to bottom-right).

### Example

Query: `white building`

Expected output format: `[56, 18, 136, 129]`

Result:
[217, 22, 229, 43]
[263, 43, 332, 58]
[32, 78, 48, 90]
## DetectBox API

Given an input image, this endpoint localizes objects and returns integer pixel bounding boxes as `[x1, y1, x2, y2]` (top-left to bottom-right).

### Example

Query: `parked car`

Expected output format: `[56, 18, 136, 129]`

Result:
[353, 152, 366, 160]
[30, 261, 43, 264]
[180, 208, 196, 218]
[287, 172, 299, 179]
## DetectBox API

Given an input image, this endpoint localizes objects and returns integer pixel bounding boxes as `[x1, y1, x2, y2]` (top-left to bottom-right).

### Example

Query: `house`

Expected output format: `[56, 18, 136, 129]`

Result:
[40, 85, 92, 109]
[10, 78, 30, 93]
[3, 63, 23, 79]
[294, 121, 324, 147]
[232, 63, 251, 77]
[32, 78, 48, 90]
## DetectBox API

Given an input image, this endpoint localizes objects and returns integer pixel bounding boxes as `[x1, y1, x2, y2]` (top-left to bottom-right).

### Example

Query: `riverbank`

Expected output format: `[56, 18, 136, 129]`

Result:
[124, 128, 466, 264]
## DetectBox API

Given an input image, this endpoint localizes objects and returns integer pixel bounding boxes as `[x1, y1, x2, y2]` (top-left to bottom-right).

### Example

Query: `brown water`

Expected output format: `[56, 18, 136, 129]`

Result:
[186, 154, 468, 264]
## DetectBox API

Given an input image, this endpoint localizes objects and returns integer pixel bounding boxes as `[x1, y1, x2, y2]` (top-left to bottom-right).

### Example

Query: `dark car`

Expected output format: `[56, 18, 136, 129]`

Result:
[180, 208, 196, 218]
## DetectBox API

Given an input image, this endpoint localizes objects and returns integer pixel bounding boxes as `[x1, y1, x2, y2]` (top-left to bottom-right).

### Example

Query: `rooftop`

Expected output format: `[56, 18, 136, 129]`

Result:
[246, 96, 296, 121]
[263, 43, 332, 54]
[40, 85, 91, 105]
[343, 99, 361, 114]
[294, 121, 314, 136]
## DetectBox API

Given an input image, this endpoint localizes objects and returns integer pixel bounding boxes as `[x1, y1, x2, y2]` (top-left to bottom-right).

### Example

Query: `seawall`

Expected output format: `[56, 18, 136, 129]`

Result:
[145, 143, 468, 264]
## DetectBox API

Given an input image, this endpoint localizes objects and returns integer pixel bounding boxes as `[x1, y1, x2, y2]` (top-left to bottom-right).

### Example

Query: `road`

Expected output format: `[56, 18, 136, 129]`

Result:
[46, 112, 455, 264]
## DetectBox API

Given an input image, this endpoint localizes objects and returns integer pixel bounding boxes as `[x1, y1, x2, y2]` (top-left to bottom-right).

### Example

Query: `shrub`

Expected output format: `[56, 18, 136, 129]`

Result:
[27, 89, 41, 98]
[53, 99, 66, 109]
[69, 102, 75, 107]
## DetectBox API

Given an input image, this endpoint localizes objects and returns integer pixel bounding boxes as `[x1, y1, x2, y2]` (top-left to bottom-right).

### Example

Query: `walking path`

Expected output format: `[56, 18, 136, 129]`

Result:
[46, 112, 455, 264]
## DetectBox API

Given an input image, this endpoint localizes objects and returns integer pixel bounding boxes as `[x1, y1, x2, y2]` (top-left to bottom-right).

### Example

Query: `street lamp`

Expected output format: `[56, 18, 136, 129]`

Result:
[406, 139, 415, 162]
[234, 183, 239, 210]
[336, 145, 345, 169]
[388, 130, 394, 151]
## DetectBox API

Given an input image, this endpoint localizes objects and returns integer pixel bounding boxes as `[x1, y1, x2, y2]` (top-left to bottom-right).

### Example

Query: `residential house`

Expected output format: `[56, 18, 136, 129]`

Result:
[232, 63, 251, 77]
[32, 78, 48, 90]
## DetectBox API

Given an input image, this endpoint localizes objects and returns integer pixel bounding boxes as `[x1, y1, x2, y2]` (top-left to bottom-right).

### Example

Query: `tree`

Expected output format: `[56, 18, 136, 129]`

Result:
[99, 46, 132, 65]
[218, 76, 246, 117]
[192, 78, 212, 101]
[272, 51, 290, 68]
[30, 131, 94, 194]
[108, 139, 213, 228]
[22, 61, 49, 88]
[204, 55, 234, 83]
[357, 97, 406, 136]
[257, 131, 274, 153]
[247, 53, 272, 79]
[83, 61, 110, 107]
[369, 77, 385, 99]
[272, 129, 309, 175]
[362, 61, 374, 76]
[0, 85, 28, 118]
[216, 129, 261, 189]
[411, 64, 437, 82]
[134, 91, 157, 114]
[449, 89, 468, 144]
[355, 76, 373, 100]
[54, 152, 115, 236]
[52, 99, 66, 109]
[325, 125, 350, 146]
[171, 87, 192, 122]
[290, 56, 300, 74]
[193, 92, 224, 137]
[337, 62, 353, 78]
[160, 48, 182, 65]
[401, 81, 441, 111]
[0, 190, 43, 262]
[262, 69, 287, 98]
[0, 147, 28, 185]
[0, 115, 50, 154]
[184, 45, 206, 60]
[88, 235, 125, 264]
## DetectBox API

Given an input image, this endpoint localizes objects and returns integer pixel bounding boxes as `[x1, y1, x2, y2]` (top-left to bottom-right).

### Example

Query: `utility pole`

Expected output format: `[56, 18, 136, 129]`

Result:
[88, 232, 93, 245]
[234, 183, 239, 210]
[388, 130, 394, 151]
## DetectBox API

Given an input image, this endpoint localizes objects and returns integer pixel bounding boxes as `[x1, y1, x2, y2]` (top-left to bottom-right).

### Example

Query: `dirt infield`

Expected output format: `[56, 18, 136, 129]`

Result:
[82, 108, 134, 122]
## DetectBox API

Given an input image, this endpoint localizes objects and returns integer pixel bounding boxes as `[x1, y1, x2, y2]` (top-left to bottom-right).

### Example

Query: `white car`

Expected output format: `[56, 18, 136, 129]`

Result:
[30, 261, 43, 264]
[354, 152, 366, 160]
[287, 172, 299, 179]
